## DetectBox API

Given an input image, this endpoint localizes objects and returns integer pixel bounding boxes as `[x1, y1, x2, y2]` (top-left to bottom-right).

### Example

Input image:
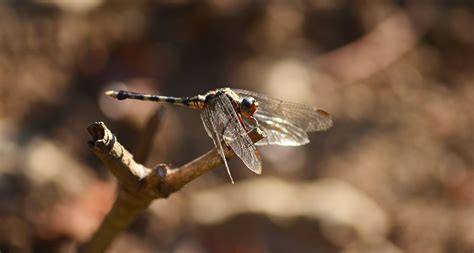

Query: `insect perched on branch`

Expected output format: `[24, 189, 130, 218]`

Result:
[105, 87, 332, 183]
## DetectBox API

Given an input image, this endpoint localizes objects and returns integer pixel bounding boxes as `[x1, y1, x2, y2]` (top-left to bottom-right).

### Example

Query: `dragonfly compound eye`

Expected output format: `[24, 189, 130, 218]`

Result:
[241, 97, 258, 115]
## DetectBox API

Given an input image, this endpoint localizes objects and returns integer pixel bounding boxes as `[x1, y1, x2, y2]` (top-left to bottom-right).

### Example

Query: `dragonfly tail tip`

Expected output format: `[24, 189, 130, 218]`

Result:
[105, 90, 117, 98]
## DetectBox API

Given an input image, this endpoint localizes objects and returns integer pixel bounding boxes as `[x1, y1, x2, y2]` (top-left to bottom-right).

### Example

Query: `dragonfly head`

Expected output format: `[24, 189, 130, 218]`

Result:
[240, 96, 258, 116]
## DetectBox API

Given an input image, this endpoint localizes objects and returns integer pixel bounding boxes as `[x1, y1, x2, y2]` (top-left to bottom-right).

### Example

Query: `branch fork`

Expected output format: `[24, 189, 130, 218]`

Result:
[79, 120, 265, 253]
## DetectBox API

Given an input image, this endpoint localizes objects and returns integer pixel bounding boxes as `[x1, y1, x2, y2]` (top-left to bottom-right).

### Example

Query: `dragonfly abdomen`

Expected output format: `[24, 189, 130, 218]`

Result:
[105, 90, 205, 109]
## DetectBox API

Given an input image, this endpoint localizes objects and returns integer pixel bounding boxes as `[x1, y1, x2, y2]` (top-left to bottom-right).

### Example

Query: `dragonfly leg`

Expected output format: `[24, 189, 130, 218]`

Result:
[240, 115, 260, 135]
[237, 115, 264, 143]
[247, 116, 260, 129]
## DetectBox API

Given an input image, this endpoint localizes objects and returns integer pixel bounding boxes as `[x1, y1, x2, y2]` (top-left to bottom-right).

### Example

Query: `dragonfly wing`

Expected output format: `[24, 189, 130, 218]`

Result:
[234, 89, 333, 132]
[206, 94, 262, 174]
[234, 89, 332, 146]
[242, 112, 309, 146]
[201, 105, 235, 183]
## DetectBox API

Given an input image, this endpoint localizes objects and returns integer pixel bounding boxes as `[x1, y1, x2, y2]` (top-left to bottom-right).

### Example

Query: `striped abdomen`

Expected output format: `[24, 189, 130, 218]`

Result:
[105, 90, 205, 109]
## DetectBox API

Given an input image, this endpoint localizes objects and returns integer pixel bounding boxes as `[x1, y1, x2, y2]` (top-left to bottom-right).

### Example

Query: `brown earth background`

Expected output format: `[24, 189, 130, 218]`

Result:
[0, 1, 473, 253]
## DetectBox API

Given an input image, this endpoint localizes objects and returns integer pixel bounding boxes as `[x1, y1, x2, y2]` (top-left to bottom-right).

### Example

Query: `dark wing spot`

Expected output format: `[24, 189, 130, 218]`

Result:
[316, 109, 331, 118]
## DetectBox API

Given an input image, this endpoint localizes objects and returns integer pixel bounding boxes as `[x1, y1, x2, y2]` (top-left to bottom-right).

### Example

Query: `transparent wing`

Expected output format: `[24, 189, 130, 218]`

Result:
[241, 113, 309, 146]
[201, 106, 235, 183]
[201, 94, 262, 175]
[234, 89, 333, 146]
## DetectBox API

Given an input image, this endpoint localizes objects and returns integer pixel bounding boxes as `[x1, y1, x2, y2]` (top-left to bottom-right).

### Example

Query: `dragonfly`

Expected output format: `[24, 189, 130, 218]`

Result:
[105, 87, 332, 183]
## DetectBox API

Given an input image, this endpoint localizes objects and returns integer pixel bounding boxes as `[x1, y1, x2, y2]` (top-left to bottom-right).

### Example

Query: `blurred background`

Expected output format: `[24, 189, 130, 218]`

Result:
[0, 0, 473, 252]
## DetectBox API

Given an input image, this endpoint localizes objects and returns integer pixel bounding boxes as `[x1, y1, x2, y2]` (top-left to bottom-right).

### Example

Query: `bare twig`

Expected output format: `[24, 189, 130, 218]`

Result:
[78, 121, 265, 253]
